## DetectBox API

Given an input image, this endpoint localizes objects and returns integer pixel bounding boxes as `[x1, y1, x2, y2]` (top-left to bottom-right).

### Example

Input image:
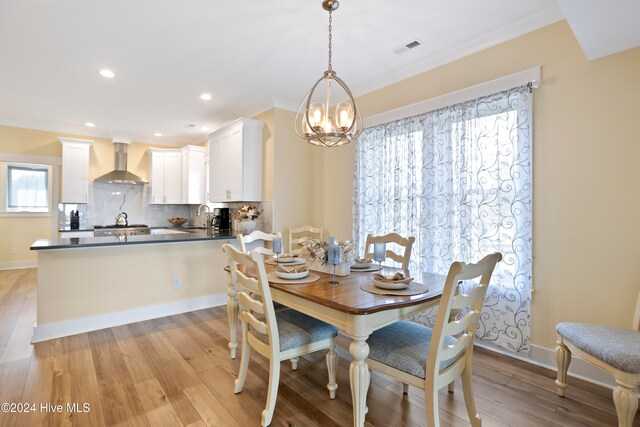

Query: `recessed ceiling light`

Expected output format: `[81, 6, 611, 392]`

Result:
[154, 132, 162, 137]
[99, 69, 115, 78]
[201, 126, 209, 132]
[85, 122, 95, 127]
[200, 93, 212, 101]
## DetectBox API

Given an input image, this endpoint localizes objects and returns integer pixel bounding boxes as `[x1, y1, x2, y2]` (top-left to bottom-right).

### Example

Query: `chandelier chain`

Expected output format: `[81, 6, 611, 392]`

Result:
[328, 11, 333, 71]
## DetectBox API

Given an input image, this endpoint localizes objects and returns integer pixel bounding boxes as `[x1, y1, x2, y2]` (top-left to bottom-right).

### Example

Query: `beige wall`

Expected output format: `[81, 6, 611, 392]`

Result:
[0, 125, 175, 266]
[253, 109, 275, 203]
[252, 108, 315, 251]
[312, 20, 640, 349]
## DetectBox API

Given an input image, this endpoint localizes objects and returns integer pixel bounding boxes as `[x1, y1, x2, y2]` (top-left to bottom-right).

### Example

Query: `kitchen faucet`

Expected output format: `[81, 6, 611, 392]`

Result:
[196, 204, 211, 228]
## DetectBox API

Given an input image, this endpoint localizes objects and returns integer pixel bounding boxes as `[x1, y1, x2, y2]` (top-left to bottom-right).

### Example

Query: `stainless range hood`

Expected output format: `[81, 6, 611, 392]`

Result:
[94, 139, 147, 184]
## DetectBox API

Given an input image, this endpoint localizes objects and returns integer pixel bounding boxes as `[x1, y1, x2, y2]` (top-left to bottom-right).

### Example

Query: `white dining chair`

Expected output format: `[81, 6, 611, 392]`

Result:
[222, 244, 338, 426]
[238, 230, 281, 256]
[288, 225, 323, 255]
[365, 252, 502, 427]
[555, 291, 640, 427]
[364, 232, 416, 270]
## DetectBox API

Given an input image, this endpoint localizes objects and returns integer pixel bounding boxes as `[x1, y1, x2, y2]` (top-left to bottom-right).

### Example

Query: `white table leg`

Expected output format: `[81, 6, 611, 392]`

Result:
[349, 335, 370, 427]
[226, 270, 238, 359]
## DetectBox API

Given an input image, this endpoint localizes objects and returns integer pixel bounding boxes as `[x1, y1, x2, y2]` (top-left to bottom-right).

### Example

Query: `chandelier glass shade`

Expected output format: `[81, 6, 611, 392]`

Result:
[295, 0, 362, 147]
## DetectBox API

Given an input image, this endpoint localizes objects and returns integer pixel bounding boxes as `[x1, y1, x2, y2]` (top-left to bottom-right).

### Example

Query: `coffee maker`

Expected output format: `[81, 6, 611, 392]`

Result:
[212, 208, 230, 230]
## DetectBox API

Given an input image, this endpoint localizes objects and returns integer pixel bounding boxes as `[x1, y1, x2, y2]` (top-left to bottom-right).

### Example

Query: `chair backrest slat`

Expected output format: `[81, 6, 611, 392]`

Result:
[238, 291, 264, 315]
[364, 233, 415, 270]
[223, 243, 280, 352]
[425, 253, 502, 381]
[440, 334, 471, 362]
[232, 270, 261, 294]
[289, 225, 323, 255]
[444, 312, 479, 337]
[238, 231, 282, 257]
[243, 311, 268, 335]
[450, 285, 485, 310]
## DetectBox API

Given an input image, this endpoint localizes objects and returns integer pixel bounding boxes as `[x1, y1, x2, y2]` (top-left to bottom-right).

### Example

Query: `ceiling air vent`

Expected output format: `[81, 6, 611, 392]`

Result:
[393, 39, 424, 54]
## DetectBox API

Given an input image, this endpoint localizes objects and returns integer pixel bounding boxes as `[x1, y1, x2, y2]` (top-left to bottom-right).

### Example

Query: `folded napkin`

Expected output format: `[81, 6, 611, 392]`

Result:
[355, 258, 373, 263]
[276, 263, 308, 274]
[372, 272, 413, 284]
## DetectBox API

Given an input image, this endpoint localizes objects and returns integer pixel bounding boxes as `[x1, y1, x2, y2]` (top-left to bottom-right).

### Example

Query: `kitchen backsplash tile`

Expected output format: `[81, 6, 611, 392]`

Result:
[59, 182, 189, 228]
[59, 182, 272, 232]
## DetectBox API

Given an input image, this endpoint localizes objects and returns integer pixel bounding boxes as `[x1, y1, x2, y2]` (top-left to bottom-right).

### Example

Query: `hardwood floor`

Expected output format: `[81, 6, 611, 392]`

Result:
[0, 267, 637, 426]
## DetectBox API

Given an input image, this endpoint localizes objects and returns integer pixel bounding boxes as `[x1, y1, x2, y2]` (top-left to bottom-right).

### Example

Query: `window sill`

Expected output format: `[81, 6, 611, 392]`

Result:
[0, 212, 52, 218]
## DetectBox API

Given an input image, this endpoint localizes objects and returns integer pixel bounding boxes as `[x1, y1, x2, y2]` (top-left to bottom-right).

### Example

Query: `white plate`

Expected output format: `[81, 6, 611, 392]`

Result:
[276, 256, 301, 263]
[352, 262, 375, 269]
[276, 270, 309, 280]
[373, 279, 410, 290]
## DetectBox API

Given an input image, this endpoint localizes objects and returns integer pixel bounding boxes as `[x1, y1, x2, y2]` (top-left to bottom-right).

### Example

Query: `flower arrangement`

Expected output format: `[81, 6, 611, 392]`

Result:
[300, 239, 354, 265]
[234, 204, 262, 220]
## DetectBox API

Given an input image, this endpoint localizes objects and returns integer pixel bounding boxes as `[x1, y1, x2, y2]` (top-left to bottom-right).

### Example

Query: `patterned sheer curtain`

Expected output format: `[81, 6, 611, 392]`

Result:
[353, 86, 532, 354]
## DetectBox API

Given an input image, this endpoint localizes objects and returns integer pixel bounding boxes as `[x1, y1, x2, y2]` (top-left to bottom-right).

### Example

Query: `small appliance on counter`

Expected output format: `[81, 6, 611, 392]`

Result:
[70, 210, 80, 229]
[212, 208, 230, 230]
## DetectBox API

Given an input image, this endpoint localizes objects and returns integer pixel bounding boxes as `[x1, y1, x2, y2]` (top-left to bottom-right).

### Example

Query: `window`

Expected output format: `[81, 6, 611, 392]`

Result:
[1, 162, 52, 213]
[354, 85, 533, 354]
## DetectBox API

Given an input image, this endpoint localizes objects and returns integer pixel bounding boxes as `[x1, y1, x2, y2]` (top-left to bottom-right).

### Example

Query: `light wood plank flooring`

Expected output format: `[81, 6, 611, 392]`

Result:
[0, 268, 637, 426]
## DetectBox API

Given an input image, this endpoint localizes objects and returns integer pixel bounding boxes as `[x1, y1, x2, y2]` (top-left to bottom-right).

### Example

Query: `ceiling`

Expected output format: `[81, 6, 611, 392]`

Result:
[0, 1, 636, 147]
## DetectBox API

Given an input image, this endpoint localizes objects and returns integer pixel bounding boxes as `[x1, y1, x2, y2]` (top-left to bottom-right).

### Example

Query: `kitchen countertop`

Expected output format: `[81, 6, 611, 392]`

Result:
[32, 229, 236, 250]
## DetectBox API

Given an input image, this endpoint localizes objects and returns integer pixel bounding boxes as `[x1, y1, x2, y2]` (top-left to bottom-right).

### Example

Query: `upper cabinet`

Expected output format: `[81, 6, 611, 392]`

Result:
[148, 149, 182, 204]
[181, 145, 207, 204]
[208, 117, 264, 202]
[59, 137, 92, 203]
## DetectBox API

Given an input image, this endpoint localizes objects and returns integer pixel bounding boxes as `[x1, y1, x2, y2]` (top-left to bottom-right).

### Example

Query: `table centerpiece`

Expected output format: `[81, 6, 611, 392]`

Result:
[300, 238, 354, 276]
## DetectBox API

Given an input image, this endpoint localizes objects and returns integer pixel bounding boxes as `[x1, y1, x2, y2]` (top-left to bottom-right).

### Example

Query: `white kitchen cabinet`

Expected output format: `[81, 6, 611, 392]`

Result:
[148, 149, 182, 204]
[208, 117, 264, 202]
[181, 145, 207, 204]
[59, 138, 92, 203]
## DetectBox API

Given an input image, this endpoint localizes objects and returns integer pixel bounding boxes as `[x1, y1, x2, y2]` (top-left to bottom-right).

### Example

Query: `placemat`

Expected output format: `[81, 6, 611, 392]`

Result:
[265, 258, 306, 266]
[360, 281, 428, 296]
[267, 272, 321, 285]
[350, 265, 382, 273]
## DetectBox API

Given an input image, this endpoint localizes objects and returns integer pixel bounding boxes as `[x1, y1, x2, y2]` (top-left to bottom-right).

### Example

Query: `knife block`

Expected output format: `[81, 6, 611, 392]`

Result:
[70, 216, 80, 230]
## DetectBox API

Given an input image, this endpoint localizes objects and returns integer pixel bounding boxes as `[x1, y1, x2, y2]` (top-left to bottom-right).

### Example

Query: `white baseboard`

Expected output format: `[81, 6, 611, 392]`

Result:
[32, 293, 228, 343]
[0, 260, 37, 270]
[475, 340, 617, 389]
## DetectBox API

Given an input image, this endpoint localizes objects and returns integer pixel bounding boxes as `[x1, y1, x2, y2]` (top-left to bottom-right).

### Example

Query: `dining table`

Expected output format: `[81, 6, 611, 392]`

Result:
[224, 261, 447, 427]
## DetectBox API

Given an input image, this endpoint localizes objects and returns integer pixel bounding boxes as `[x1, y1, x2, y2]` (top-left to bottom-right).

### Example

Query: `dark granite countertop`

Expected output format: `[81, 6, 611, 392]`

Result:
[58, 227, 94, 232]
[32, 229, 236, 250]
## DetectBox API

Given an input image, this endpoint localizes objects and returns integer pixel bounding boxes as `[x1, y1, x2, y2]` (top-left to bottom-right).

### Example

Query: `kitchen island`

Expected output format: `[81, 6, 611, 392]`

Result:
[30, 229, 237, 342]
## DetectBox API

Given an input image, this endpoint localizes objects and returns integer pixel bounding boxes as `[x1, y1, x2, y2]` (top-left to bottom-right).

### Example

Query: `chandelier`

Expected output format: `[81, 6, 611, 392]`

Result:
[295, 0, 362, 147]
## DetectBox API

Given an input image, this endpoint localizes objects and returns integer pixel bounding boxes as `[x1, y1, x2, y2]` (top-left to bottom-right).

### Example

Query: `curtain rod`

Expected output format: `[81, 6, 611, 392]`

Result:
[364, 66, 541, 129]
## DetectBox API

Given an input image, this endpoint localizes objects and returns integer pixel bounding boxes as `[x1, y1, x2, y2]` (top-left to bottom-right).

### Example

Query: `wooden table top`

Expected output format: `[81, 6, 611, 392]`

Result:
[227, 263, 447, 315]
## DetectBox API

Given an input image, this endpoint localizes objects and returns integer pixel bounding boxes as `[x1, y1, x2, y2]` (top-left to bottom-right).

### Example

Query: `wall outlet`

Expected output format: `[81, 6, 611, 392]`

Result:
[11, 247, 17, 255]
[172, 277, 182, 289]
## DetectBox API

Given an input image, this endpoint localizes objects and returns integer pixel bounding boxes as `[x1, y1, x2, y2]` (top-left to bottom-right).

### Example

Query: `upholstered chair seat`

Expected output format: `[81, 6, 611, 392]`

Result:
[253, 309, 338, 352]
[556, 323, 640, 374]
[367, 321, 458, 378]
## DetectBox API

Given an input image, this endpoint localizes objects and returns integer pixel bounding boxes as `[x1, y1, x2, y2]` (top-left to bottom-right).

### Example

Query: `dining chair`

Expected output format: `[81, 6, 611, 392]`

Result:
[222, 244, 338, 426]
[555, 291, 640, 427]
[365, 252, 502, 427]
[238, 230, 281, 256]
[288, 225, 323, 255]
[236, 229, 302, 367]
[364, 232, 416, 270]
